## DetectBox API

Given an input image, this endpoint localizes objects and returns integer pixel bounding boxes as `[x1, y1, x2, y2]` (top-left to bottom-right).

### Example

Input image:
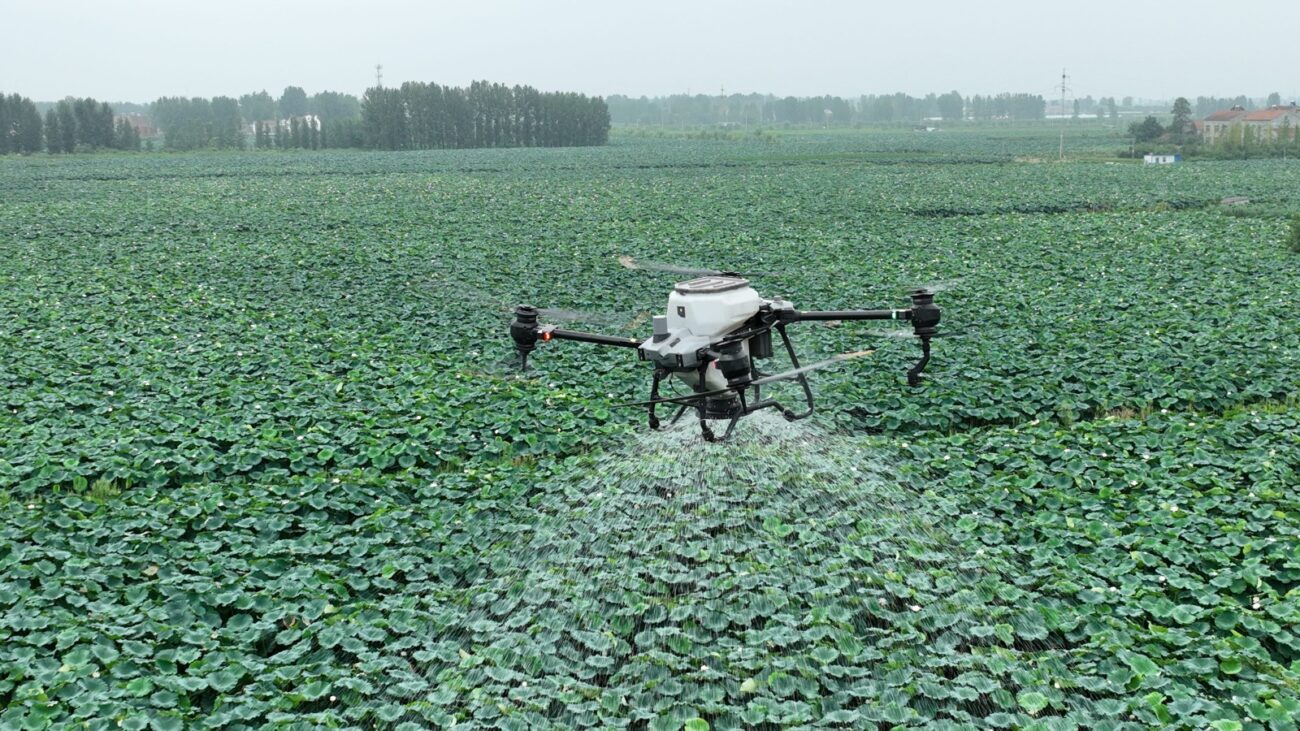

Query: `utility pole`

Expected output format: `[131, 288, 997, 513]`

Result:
[1058, 68, 1070, 161]
[375, 64, 384, 89]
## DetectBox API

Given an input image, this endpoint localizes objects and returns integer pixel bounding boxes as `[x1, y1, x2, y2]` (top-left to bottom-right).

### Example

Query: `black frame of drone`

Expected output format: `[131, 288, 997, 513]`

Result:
[510, 285, 941, 441]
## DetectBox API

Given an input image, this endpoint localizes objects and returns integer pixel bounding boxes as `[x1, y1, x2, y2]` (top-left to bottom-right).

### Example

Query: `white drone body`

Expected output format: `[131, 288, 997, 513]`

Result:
[637, 276, 792, 392]
[510, 266, 940, 441]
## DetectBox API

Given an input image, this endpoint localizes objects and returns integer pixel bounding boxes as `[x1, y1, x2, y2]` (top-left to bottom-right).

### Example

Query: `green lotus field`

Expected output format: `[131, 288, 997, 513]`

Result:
[2, 128, 1299, 729]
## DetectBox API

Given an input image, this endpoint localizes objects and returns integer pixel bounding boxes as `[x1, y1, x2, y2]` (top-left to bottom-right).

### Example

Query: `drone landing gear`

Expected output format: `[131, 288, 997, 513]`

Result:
[647, 369, 690, 431]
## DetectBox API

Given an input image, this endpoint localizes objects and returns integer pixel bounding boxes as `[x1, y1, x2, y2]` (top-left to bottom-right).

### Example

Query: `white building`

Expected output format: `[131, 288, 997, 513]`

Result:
[1143, 154, 1181, 165]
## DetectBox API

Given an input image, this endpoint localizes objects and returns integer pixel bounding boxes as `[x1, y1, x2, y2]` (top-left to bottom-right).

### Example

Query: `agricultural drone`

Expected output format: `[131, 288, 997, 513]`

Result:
[510, 259, 944, 441]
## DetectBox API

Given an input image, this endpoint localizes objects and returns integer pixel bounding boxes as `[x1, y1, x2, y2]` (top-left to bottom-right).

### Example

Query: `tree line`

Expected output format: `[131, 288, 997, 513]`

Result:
[144, 82, 608, 151]
[2, 92, 139, 154]
[606, 90, 1050, 126]
[360, 81, 609, 150]
[150, 87, 364, 151]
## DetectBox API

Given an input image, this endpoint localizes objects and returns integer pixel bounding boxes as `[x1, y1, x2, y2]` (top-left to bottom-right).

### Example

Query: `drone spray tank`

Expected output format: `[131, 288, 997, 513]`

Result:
[638, 276, 764, 408]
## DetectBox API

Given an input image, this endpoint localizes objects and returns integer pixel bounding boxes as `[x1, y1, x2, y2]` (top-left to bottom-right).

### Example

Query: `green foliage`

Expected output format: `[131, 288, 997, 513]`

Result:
[87, 477, 121, 502]
[1289, 215, 1300, 253]
[0, 92, 45, 154]
[362, 80, 610, 150]
[1129, 115, 1165, 143]
[1, 130, 1299, 727]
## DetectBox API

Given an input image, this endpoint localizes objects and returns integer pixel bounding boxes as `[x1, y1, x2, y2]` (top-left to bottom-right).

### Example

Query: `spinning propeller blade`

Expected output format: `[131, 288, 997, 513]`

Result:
[749, 349, 874, 387]
[618, 255, 762, 278]
[859, 328, 967, 340]
[900, 278, 963, 299]
[613, 350, 873, 409]
[535, 307, 620, 324]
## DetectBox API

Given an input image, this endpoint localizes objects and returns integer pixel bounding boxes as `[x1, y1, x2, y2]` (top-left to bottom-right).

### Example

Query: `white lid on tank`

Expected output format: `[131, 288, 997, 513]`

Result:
[673, 275, 750, 294]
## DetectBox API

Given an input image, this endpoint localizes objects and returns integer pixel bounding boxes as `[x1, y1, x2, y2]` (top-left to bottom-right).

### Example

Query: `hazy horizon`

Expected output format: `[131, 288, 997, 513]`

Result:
[4, 0, 1299, 104]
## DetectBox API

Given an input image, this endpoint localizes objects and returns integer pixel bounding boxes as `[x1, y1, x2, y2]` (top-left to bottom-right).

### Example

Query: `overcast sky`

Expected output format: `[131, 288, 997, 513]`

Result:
[5, 0, 1298, 103]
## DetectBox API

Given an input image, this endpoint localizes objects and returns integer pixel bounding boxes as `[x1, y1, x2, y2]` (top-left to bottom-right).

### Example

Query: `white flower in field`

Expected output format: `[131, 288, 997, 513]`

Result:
[334, 478, 341, 484]
[1130, 480, 1138, 486]
[92, 671, 100, 678]
[909, 604, 922, 612]
[1252, 596, 1262, 610]
[329, 695, 336, 702]
[27, 504, 34, 510]
[297, 436, 304, 441]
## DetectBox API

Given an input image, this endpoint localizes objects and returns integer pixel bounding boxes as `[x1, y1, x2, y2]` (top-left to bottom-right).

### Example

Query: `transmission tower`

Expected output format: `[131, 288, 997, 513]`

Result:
[1057, 68, 1071, 160]
[375, 64, 384, 89]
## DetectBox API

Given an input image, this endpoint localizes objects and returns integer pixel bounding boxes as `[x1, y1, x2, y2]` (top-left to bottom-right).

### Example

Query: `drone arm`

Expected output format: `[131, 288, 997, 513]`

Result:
[511, 305, 643, 370]
[787, 308, 909, 322]
[543, 326, 642, 349]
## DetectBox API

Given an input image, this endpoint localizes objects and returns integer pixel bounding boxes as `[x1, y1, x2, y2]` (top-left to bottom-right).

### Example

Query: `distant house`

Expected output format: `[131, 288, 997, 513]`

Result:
[1241, 104, 1300, 139]
[1143, 153, 1181, 165]
[1202, 103, 1300, 144]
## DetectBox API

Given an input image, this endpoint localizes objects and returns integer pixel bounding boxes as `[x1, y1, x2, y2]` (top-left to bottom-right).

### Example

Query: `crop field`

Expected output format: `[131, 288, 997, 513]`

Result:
[2, 127, 1300, 730]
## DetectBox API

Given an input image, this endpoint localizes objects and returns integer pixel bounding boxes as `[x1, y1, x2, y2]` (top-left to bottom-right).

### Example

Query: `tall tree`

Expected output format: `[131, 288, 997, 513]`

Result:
[114, 117, 139, 150]
[1129, 116, 1164, 143]
[57, 101, 76, 153]
[1170, 97, 1193, 143]
[278, 86, 308, 118]
[309, 91, 361, 121]
[239, 91, 276, 123]
[937, 91, 963, 121]
[1267, 91, 1281, 107]
[44, 109, 62, 153]
[210, 96, 242, 149]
